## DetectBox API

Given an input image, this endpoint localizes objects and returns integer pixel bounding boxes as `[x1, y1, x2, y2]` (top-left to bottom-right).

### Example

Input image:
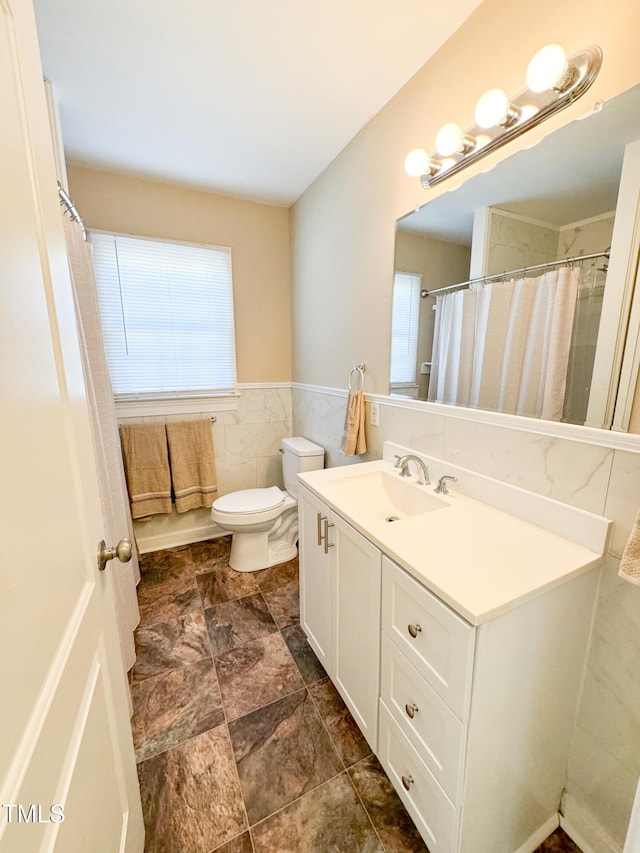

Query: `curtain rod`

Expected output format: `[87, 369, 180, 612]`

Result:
[427, 249, 610, 297]
[57, 183, 87, 241]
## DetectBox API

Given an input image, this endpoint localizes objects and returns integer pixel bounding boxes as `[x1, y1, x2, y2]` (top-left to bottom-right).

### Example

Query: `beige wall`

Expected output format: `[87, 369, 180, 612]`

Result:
[67, 164, 292, 383]
[291, 0, 640, 395]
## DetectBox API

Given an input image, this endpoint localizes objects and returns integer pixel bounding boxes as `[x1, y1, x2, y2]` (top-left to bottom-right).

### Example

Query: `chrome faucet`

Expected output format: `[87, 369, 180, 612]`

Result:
[393, 454, 430, 485]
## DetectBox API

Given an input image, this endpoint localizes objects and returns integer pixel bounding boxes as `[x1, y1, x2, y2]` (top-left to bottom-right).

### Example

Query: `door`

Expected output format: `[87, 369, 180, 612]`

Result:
[332, 514, 382, 751]
[0, 1, 144, 851]
[298, 488, 333, 671]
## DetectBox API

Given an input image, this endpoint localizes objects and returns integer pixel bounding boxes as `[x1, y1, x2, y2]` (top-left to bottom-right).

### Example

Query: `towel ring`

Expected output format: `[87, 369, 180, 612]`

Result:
[349, 364, 365, 391]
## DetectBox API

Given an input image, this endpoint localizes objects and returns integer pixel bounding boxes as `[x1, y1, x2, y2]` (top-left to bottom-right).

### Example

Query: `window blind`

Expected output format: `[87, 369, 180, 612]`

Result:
[90, 232, 237, 398]
[390, 272, 421, 385]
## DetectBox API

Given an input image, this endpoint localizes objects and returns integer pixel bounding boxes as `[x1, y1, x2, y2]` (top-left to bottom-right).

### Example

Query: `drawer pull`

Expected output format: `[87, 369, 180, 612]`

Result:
[402, 774, 415, 791]
[323, 518, 334, 554]
[407, 623, 422, 638]
[405, 703, 419, 719]
[317, 512, 324, 546]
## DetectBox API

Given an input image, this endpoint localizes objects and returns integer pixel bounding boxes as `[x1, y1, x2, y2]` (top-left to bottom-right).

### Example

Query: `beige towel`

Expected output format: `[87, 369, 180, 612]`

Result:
[166, 419, 217, 513]
[120, 423, 172, 519]
[340, 390, 367, 456]
[619, 509, 640, 586]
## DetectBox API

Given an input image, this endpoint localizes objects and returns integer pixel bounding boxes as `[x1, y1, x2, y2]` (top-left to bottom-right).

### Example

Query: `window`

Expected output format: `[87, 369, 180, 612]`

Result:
[90, 232, 236, 400]
[390, 272, 421, 385]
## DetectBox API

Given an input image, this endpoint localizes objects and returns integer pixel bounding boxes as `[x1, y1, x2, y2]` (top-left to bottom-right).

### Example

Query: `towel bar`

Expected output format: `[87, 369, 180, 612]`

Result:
[349, 364, 365, 391]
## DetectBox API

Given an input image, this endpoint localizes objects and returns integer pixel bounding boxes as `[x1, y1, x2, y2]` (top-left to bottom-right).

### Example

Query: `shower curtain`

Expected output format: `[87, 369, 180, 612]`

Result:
[562, 268, 605, 425]
[62, 214, 140, 672]
[428, 266, 580, 421]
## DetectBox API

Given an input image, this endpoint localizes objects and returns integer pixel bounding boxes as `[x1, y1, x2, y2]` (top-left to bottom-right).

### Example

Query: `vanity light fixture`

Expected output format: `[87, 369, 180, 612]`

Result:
[526, 44, 578, 93]
[474, 88, 521, 129]
[404, 148, 437, 178]
[434, 122, 476, 156]
[405, 43, 602, 189]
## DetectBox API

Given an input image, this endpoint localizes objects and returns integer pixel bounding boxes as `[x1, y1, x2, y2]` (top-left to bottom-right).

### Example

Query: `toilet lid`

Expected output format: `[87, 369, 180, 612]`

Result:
[213, 486, 285, 514]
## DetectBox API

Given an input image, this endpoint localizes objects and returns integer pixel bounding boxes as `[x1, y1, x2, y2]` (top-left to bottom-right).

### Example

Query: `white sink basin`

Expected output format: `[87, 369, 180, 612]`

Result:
[328, 470, 448, 521]
[298, 446, 611, 625]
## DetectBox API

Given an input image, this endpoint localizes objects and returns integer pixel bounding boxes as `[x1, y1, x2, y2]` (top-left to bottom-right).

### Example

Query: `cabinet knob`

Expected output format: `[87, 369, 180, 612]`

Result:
[407, 623, 422, 639]
[405, 703, 419, 719]
[401, 774, 415, 791]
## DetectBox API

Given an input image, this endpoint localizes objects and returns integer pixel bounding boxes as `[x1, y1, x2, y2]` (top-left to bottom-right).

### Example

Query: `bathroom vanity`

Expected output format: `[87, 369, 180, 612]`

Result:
[298, 443, 610, 853]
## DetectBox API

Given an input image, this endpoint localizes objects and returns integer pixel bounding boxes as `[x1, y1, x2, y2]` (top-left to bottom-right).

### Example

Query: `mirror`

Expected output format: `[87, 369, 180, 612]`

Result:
[390, 83, 640, 430]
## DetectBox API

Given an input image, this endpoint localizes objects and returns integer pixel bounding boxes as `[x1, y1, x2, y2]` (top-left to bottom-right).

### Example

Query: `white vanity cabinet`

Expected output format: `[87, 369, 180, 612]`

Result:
[298, 476, 603, 853]
[380, 557, 600, 853]
[297, 448, 609, 853]
[299, 486, 382, 750]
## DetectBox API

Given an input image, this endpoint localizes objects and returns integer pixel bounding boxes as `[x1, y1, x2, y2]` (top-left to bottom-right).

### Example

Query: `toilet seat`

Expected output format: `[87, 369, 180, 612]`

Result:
[212, 486, 295, 527]
[213, 485, 285, 514]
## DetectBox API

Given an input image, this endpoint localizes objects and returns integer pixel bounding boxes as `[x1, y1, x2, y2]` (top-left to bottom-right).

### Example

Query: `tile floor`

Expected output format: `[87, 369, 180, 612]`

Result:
[131, 537, 582, 853]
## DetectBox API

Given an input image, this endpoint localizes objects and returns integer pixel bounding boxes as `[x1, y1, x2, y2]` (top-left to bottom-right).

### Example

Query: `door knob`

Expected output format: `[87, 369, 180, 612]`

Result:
[98, 539, 133, 572]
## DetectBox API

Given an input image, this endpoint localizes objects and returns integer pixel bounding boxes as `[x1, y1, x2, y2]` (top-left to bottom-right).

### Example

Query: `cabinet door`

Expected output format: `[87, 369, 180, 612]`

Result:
[298, 488, 333, 672]
[332, 514, 382, 751]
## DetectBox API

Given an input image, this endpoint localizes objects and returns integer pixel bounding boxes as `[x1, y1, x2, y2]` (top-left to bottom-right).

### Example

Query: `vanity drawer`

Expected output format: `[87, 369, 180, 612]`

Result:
[382, 557, 475, 720]
[378, 701, 458, 853]
[381, 635, 466, 804]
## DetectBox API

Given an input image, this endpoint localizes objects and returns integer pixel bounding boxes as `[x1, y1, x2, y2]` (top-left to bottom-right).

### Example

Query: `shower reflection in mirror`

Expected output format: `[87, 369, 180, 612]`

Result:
[427, 249, 609, 426]
[390, 204, 613, 427]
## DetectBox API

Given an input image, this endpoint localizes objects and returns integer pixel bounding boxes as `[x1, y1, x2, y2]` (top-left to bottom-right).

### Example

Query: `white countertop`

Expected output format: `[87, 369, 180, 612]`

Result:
[298, 447, 610, 626]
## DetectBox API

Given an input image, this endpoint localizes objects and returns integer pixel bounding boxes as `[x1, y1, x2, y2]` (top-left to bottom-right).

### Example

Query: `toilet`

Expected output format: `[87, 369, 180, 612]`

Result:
[211, 436, 324, 572]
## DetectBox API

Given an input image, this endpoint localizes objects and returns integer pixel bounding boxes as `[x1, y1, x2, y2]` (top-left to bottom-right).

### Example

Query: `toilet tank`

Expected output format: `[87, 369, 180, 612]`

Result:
[281, 437, 324, 498]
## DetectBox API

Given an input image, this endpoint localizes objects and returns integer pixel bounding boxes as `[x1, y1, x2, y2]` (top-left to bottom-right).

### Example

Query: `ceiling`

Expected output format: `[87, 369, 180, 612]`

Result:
[398, 83, 640, 243]
[33, 0, 483, 206]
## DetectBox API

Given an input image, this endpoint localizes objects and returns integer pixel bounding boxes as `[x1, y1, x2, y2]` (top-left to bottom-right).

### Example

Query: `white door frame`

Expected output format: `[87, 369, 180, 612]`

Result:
[586, 137, 640, 430]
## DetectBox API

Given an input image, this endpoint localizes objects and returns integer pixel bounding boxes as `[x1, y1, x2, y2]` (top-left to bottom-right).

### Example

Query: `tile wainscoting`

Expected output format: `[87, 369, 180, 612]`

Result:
[121, 385, 293, 554]
[292, 384, 640, 853]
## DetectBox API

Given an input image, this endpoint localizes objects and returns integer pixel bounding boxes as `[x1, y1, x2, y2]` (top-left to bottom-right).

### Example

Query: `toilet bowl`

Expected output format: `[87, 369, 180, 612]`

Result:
[211, 437, 324, 572]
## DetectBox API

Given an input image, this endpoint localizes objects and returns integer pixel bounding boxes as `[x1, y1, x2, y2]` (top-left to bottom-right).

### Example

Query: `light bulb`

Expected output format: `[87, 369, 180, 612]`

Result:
[404, 148, 429, 177]
[526, 44, 570, 92]
[435, 122, 464, 156]
[475, 89, 509, 128]
[519, 104, 539, 122]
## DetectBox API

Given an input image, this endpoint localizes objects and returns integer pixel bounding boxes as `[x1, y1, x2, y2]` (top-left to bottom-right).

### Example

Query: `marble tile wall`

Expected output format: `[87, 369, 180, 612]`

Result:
[557, 215, 615, 260]
[484, 210, 615, 277]
[485, 210, 559, 276]
[292, 385, 640, 852]
[120, 385, 292, 553]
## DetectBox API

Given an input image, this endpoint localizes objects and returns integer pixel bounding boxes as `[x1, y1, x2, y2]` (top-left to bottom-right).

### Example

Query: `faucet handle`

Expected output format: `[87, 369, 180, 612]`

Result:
[435, 475, 457, 495]
[394, 455, 411, 477]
